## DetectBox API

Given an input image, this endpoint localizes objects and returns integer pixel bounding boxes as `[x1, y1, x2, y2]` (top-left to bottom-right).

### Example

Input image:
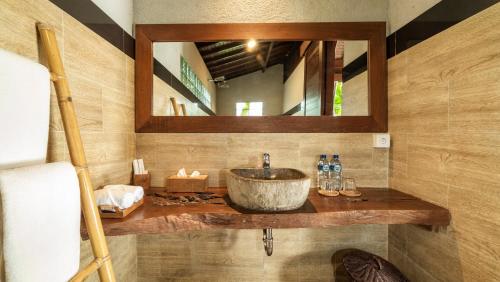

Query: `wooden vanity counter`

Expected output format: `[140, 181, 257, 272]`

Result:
[81, 188, 451, 239]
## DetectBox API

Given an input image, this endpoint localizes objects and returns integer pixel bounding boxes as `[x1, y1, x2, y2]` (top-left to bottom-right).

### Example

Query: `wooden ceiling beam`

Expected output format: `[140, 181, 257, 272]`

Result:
[204, 43, 293, 66]
[209, 55, 259, 73]
[299, 41, 311, 57]
[205, 43, 292, 67]
[206, 51, 249, 67]
[197, 41, 301, 81]
[217, 57, 282, 77]
[212, 61, 262, 77]
[224, 60, 282, 80]
[212, 53, 285, 77]
[264, 42, 274, 69]
[255, 53, 266, 71]
[202, 44, 246, 60]
[197, 41, 235, 53]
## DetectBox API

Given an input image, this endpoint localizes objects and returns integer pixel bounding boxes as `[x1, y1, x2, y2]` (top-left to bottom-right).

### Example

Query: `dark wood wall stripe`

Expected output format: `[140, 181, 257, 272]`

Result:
[342, 53, 367, 82]
[50, 0, 497, 101]
[282, 103, 302, 116]
[343, 0, 498, 82]
[49, 0, 133, 57]
[393, 0, 499, 53]
[123, 32, 135, 57]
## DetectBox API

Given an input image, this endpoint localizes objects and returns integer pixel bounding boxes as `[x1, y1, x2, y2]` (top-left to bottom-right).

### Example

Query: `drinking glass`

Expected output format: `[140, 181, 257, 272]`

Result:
[342, 178, 357, 192]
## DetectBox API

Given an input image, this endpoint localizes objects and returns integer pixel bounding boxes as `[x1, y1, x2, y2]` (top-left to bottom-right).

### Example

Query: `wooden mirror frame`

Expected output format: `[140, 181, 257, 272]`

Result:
[135, 22, 387, 133]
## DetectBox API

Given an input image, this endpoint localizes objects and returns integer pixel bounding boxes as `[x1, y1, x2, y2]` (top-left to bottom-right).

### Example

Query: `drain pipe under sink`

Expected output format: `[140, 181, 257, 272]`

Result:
[263, 228, 273, 256]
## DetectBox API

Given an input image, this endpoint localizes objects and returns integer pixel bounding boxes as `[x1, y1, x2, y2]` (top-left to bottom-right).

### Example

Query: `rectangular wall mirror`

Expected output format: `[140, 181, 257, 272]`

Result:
[136, 23, 386, 132]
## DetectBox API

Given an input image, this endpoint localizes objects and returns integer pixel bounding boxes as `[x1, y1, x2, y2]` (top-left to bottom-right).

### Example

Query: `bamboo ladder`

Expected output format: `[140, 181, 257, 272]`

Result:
[170, 97, 181, 116]
[37, 23, 116, 282]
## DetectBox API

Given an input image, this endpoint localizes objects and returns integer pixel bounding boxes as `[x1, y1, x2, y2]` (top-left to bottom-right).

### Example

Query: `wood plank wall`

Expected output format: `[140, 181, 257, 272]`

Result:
[0, 1, 137, 281]
[388, 3, 500, 281]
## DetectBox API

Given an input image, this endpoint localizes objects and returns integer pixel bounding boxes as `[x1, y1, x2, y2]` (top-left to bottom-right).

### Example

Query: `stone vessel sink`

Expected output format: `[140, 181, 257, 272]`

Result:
[227, 168, 311, 211]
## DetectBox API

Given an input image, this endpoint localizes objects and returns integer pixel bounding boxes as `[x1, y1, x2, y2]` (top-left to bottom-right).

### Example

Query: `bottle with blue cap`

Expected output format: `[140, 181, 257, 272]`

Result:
[329, 154, 342, 191]
[317, 154, 329, 190]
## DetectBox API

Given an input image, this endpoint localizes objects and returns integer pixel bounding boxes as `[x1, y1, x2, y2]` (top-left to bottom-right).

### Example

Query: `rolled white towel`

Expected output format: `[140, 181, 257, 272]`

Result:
[103, 184, 144, 202]
[95, 185, 144, 210]
[95, 188, 134, 210]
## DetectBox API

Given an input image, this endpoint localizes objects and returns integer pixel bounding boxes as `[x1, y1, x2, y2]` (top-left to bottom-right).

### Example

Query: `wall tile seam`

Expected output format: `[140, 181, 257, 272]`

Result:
[65, 68, 127, 96]
[406, 254, 440, 281]
[61, 43, 127, 101]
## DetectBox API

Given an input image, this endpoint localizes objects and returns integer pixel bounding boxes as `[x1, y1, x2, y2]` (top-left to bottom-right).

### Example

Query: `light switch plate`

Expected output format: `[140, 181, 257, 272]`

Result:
[373, 133, 390, 148]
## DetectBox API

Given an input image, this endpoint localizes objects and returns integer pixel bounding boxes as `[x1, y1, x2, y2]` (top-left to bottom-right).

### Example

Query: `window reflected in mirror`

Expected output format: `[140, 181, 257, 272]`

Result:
[152, 40, 368, 117]
[236, 102, 263, 116]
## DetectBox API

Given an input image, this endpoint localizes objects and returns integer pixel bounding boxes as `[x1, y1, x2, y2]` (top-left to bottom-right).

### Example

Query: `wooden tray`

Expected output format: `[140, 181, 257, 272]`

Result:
[98, 198, 144, 219]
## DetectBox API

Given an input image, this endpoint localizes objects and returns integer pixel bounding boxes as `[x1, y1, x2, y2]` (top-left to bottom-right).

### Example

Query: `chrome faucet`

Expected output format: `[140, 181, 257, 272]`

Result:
[263, 153, 271, 169]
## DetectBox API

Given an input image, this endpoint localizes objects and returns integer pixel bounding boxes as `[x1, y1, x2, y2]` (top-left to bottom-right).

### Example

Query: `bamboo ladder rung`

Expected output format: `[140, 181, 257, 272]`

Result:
[70, 255, 111, 282]
[37, 23, 117, 282]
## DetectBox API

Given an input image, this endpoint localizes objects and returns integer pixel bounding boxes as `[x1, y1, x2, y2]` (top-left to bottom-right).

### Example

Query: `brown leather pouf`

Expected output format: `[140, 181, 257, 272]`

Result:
[342, 250, 409, 282]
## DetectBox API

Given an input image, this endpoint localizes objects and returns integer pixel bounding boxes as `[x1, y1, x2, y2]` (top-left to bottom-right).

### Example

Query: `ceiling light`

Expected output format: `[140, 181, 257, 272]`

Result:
[247, 39, 257, 50]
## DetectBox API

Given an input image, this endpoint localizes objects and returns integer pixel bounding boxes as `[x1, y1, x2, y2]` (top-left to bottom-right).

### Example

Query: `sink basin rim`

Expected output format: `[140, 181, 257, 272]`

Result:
[227, 167, 312, 211]
[229, 168, 310, 183]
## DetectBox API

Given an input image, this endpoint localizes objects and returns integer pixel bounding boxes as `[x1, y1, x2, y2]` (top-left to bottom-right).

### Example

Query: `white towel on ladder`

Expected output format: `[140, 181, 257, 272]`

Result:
[0, 49, 50, 170]
[0, 48, 80, 281]
[0, 162, 81, 282]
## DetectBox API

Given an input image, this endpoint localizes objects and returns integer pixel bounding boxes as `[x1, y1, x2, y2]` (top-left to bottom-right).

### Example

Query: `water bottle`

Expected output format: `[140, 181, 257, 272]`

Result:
[321, 155, 330, 190]
[317, 154, 328, 190]
[329, 154, 342, 191]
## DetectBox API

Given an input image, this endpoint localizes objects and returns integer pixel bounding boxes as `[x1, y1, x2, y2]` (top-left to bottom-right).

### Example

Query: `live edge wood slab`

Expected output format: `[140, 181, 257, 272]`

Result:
[81, 188, 451, 240]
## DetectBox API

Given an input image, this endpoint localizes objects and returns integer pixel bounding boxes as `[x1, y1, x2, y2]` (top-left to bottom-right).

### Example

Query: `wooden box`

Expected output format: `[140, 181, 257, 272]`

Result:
[166, 175, 208, 192]
[99, 198, 144, 219]
[133, 173, 151, 194]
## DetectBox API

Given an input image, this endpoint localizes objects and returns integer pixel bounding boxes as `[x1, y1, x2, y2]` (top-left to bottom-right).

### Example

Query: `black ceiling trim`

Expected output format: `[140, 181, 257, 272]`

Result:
[343, 0, 498, 82]
[48, 0, 134, 58]
[50, 0, 497, 94]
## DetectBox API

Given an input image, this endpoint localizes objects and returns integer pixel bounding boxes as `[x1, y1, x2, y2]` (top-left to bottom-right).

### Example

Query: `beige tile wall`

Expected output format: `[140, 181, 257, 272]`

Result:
[137, 133, 388, 188]
[388, 3, 500, 282]
[136, 132, 389, 281]
[137, 226, 387, 282]
[0, 0, 136, 280]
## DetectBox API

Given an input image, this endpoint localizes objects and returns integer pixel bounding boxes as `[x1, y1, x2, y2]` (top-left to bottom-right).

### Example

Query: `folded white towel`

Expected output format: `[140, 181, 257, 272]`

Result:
[0, 162, 80, 282]
[0, 49, 50, 170]
[95, 185, 144, 210]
